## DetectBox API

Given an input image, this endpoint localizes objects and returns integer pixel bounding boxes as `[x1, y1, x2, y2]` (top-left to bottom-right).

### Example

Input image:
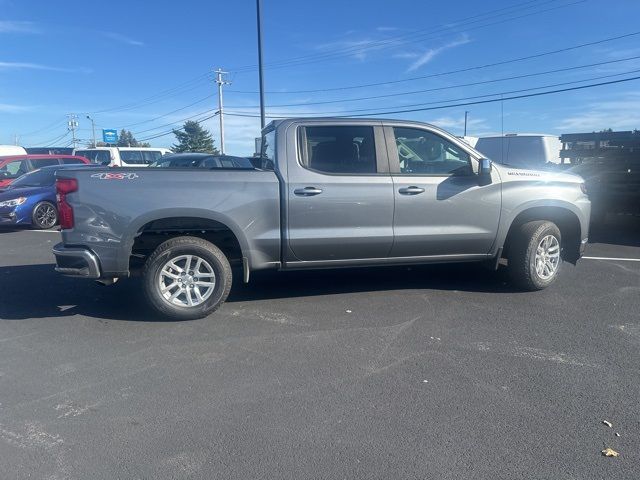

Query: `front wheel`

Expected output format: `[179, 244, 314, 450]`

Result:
[507, 220, 562, 291]
[32, 201, 58, 229]
[143, 236, 232, 320]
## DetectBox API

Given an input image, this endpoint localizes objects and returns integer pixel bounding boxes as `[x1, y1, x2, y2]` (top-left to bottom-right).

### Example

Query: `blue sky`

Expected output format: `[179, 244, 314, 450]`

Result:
[1, 0, 640, 155]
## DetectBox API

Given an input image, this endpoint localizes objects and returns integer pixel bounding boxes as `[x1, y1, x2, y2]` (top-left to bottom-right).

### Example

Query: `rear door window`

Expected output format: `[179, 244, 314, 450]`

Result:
[142, 151, 162, 164]
[300, 125, 377, 174]
[75, 150, 110, 164]
[120, 150, 145, 165]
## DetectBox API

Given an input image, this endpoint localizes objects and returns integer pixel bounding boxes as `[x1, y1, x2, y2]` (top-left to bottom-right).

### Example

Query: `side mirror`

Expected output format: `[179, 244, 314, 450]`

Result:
[478, 158, 492, 185]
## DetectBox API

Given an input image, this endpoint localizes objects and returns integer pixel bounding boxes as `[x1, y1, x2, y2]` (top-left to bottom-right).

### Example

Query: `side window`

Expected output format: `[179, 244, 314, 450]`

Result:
[393, 127, 471, 175]
[5, 160, 29, 176]
[33, 158, 59, 168]
[120, 150, 145, 164]
[142, 151, 161, 164]
[302, 125, 377, 174]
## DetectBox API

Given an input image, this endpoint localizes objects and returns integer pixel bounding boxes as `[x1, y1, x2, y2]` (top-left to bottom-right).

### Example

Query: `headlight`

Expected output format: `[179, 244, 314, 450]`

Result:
[0, 197, 27, 208]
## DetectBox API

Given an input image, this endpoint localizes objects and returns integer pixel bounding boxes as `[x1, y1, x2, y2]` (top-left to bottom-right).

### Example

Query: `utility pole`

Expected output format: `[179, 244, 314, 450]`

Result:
[256, 0, 266, 130]
[67, 114, 79, 148]
[215, 68, 230, 154]
[86, 115, 97, 147]
[464, 111, 469, 136]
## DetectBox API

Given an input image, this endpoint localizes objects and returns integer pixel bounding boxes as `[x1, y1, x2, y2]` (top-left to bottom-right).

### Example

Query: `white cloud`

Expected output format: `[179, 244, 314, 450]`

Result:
[406, 34, 471, 72]
[103, 32, 144, 46]
[555, 92, 640, 131]
[0, 61, 91, 73]
[0, 20, 39, 34]
[0, 103, 31, 112]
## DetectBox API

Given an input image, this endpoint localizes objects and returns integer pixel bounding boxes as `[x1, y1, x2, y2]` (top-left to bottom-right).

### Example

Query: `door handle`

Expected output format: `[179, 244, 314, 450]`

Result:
[294, 187, 323, 196]
[398, 186, 425, 195]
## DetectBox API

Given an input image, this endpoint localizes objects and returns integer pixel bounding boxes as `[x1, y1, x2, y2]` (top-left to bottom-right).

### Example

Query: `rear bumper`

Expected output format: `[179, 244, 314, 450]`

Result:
[52, 243, 101, 278]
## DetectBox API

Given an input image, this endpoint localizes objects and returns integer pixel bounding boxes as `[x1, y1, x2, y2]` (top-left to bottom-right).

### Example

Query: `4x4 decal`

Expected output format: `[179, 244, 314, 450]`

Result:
[91, 172, 139, 180]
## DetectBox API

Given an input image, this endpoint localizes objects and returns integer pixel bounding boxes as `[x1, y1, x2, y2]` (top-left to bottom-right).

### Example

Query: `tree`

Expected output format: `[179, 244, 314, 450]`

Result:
[172, 121, 219, 154]
[117, 129, 150, 148]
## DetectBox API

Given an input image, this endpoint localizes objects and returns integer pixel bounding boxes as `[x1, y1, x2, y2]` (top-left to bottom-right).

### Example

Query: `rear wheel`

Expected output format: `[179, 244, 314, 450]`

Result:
[507, 220, 562, 291]
[142, 236, 232, 320]
[31, 201, 58, 229]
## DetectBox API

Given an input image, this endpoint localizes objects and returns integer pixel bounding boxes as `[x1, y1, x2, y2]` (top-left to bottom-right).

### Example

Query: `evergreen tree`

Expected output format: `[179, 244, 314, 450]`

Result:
[172, 121, 219, 154]
[116, 129, 150, 147]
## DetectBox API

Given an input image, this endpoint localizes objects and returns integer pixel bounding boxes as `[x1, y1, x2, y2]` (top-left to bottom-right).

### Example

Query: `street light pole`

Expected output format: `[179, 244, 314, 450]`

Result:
[86, 115, 96, 147]
[215, 68, 230, 154]
[256, 0, 266, 130]
[464, 111, 469, 137]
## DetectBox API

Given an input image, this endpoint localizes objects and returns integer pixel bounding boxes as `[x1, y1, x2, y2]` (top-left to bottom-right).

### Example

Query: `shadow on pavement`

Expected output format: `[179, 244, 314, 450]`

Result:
[0, 261, 517, 322]
[589, 214, 640, 248]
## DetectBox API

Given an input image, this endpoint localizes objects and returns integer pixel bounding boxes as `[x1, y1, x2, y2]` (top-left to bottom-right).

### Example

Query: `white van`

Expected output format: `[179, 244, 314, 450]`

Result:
[475, 134, 562, 169]
[0, 145, 28, 157]
[73, 147, 172, 167]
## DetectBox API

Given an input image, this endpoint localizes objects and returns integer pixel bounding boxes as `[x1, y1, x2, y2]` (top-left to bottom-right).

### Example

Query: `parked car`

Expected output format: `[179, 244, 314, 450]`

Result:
[149, 153, 255, 169]
[0, 154, 90, 188]
[73, 147, 172, 167]
[0, 164, 98, 229]
[53, 118, 590, 320]
[475, 134, 563, 169]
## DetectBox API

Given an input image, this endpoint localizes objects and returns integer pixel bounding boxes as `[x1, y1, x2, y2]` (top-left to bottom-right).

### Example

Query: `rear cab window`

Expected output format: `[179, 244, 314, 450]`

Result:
[299, 125, 378, 174]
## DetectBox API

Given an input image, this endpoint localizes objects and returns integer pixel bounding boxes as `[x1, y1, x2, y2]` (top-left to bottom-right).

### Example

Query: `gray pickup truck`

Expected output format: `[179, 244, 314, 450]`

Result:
[53, 118, 591, 319]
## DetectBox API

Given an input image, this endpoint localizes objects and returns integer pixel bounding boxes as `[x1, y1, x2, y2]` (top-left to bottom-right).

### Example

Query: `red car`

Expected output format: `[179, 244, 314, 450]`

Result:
[0, 155, 91, 188]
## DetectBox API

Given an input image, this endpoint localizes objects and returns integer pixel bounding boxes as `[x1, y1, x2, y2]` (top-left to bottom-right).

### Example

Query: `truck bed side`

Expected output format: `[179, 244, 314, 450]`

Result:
[56, 168, 281, 277]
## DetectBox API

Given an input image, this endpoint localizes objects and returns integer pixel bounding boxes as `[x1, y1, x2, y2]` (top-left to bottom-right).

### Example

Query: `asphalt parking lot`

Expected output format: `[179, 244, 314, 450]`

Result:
[0, 217, 639, 480]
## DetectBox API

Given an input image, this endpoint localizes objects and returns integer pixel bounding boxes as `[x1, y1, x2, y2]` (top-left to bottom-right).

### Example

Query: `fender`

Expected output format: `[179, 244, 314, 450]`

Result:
[116, 208, 252, 274]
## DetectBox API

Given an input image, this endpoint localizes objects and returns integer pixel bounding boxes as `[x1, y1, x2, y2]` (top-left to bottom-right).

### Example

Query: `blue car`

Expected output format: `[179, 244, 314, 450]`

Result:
[0, 164, 97, 229]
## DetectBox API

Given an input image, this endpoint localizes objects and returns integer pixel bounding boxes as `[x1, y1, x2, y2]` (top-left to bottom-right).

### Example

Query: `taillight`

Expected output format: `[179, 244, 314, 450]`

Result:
[56, 178, 78, 230]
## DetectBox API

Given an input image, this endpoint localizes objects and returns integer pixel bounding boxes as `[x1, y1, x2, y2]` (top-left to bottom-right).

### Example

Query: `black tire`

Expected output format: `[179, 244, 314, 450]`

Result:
[142, 236, 232, 320]
[507, 220, 562, 291]
[31, 201, 58, 229]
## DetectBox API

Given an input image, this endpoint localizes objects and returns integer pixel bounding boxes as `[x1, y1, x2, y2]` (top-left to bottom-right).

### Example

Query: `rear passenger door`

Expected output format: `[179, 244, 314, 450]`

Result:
[286, 124, 394, 262]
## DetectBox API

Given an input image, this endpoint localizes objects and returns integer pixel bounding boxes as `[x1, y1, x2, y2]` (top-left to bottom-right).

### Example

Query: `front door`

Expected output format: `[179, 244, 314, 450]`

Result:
[386, 125, 501, 257]
[287, 124, 394, 262]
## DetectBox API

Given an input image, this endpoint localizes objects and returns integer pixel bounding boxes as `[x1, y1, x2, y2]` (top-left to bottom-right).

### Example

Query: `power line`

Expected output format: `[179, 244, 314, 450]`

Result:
[91, 72, 212, 114]
[223, 74, 640, 119]
[137, 112, 220, 142]
[233, 68, 640, 116]
[32, 130, 71, 147]
[227, 54, 640, 109]
[132, 109, 217, 136]
[19, 116, 67, 137]
[120, 94, 215, 128]
[230, 30, 640, 94]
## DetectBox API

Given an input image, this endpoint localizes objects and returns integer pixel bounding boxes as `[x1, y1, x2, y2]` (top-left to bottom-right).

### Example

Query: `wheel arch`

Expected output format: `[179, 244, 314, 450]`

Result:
[125, 209, 250, 278]
[500, 203, 582, 264]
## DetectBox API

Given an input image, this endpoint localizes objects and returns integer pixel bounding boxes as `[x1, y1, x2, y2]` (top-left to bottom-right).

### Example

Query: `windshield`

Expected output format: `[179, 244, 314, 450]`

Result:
[10, 168, 55, 187]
